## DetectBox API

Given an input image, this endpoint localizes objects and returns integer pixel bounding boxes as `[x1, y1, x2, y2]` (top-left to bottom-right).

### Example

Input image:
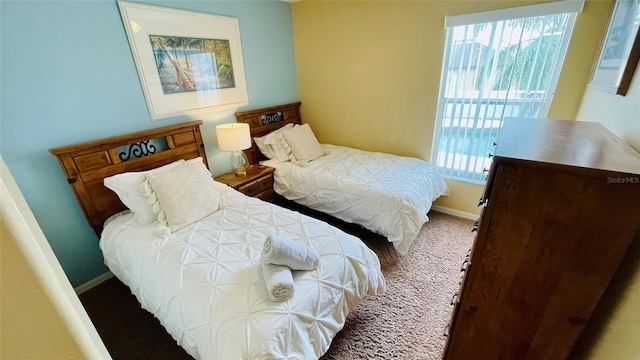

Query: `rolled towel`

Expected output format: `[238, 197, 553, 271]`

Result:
[262, 262, 294, 302]
[261, 234, 320, 271]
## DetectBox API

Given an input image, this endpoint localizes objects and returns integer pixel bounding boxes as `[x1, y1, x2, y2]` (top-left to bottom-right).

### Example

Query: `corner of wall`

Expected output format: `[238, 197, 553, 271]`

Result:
[0, 155, 111, 359]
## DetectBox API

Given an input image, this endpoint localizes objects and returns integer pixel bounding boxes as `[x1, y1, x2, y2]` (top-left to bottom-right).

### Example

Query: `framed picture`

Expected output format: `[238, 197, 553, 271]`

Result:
[589, 0, 640, 96]
[118, 1, 248, 120]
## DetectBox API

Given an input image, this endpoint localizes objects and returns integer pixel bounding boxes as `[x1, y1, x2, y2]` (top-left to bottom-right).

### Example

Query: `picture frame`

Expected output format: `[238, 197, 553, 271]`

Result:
[118, 1, 248, 120]
[589, 0, 640, 96]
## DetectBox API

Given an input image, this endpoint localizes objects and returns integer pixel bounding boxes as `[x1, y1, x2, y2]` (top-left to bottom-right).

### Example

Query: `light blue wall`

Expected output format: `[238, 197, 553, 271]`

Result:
[1, 0, 298, 287]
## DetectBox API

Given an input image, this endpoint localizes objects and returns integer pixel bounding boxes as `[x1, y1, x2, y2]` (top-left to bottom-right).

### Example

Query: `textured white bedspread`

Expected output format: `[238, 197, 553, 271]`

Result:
[100, 183, 385, 359]
[263, 144, 449, 254]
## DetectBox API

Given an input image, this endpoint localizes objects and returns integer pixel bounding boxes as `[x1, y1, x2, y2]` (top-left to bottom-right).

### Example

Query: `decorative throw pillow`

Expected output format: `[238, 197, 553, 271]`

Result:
[281, 123, 325, 164]
[145, 160, 220, 233]
[104, 159, 186, 224]
[253, 123, 296, 162]
[265, 132, 296, 162]
[253, 136, 276, 160]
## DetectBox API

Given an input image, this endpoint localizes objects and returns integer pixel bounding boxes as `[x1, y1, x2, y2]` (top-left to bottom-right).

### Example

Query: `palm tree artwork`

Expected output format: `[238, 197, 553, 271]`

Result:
[149, 35, 235, 94]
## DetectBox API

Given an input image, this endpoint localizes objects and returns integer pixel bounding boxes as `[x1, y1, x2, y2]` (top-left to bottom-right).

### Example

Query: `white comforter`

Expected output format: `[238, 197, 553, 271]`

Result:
[100, 182, 385, 360]
[263, 144, 449, 255]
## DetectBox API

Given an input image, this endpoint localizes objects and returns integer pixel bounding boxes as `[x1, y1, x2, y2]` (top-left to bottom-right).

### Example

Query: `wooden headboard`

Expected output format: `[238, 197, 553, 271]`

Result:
[50, 121, 208, 236]
[234, 102, 302, 165]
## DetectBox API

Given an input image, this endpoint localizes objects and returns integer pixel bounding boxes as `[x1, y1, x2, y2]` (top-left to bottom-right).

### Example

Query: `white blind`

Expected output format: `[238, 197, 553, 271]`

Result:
[433, 7, 578, 183]
[445, 0, 584, 28]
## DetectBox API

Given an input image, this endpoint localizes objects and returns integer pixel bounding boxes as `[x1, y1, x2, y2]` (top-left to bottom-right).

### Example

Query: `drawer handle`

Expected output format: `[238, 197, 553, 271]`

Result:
[471, 218, 479, 232]
[450, 292, 458, 305]
[460, 259, 468, 272]
[443, 325, 449, 337]
[477, 197, 485, 207]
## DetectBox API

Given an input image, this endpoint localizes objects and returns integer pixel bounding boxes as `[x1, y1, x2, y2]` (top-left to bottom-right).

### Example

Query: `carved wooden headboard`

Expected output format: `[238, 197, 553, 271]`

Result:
[234, 102, 302, 165]
[50, 121, 208, 236]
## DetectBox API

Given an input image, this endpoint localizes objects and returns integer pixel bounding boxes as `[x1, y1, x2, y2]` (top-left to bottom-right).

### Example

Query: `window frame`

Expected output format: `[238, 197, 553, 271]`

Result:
[431, 1, 583, 184]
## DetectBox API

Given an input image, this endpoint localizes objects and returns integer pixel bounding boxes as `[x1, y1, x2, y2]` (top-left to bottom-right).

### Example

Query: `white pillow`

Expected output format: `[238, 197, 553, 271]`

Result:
[253, 136, 275, 159]
[281, 123, 325, 164]
[265, 132, 296, 162]
[253, 123, 296, 162]
[145, 160, 220, 233]
[104, 159, 186, 224]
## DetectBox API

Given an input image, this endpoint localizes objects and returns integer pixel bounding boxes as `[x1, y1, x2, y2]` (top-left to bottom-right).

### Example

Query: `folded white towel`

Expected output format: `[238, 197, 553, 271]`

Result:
[262, 262, 294, 302]
[261, 234, 320, 271]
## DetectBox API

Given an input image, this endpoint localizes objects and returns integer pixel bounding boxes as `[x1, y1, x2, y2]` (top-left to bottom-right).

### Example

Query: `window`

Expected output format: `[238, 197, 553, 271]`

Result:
[432, 0, 583, 183]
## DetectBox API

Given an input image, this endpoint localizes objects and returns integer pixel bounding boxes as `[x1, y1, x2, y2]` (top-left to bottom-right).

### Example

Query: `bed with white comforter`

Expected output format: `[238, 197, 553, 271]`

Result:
[101, 181, 385, 359]
[263, 144, 449, 255]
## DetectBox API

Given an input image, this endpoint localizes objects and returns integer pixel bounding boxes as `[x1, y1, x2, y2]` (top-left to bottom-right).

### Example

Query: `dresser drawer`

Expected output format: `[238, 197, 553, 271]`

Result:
[479, 162, 498, 207]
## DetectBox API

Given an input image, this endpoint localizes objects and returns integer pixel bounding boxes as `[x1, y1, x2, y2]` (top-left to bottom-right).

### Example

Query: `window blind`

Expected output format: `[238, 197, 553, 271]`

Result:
[432, 3, 581, 183]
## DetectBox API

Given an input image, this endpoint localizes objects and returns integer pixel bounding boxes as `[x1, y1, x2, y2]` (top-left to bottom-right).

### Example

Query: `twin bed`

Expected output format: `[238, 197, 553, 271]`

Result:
[235, 102, 449, 255]
[50, 103, 448, 359]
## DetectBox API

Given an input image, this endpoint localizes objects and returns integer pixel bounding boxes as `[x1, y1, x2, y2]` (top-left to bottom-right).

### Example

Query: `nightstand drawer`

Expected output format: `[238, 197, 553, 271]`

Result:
[255, 174, 273, 193]
[237, 180, 259, 196]
[255, 189, 275, 202]
[214, 165, 275, 202]
[237, 174, 273, 197]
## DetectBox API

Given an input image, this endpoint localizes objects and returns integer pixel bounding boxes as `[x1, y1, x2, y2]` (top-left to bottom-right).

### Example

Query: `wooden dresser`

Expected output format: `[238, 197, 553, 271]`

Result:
[443, 118, 640, 359]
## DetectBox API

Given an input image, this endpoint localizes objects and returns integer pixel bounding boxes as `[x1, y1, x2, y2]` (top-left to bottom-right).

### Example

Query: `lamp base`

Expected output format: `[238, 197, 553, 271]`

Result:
[231, 149, 249, 176]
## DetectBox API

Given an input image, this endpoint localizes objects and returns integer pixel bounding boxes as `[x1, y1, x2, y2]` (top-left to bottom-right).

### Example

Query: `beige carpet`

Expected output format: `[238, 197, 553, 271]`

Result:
[321, 211, 474, 360]
[80, 210, 474, 359]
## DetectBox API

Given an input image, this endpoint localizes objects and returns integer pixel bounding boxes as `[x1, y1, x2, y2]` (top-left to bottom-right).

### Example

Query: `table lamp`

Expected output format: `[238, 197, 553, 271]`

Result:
[216, 123, 251, 176]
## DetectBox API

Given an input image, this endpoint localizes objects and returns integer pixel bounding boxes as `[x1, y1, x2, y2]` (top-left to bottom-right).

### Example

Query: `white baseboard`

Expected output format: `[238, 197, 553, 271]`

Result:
[430, 205, 479, 220]
[75, 271, 114, 295]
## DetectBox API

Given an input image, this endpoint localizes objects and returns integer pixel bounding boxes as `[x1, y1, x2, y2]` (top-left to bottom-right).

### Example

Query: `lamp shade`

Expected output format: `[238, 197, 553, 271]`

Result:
[216, 123, 251, 151]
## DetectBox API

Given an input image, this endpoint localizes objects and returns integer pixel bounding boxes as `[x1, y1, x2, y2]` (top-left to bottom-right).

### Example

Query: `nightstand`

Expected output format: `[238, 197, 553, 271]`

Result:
[214, 165, 275, 202]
